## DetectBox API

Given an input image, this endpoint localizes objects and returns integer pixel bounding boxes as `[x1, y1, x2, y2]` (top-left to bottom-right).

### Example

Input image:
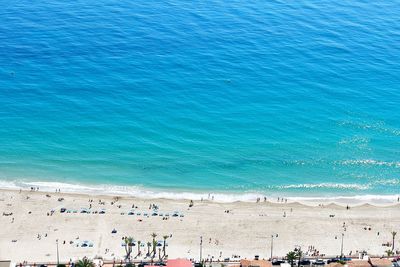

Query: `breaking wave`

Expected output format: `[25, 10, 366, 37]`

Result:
[0, 179, 398, 204]
[340, 159, 400, 168]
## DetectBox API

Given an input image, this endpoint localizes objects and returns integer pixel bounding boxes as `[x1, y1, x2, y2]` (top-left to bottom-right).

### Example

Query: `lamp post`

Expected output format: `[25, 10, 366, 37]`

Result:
[294, 245, 302, 267]
[340, 233, 344, 258]
[56, 239, 60, 266]
[200, 236, 203, 263]
[270, 234, 278, 260]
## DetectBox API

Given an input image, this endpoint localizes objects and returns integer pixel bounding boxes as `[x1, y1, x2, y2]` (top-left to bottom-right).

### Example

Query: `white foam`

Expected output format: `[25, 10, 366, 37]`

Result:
[279, 182, 370, 190]
[340, 159, 400, 168]
[0, 179, 398, 205]
[0, 179, 264, 202]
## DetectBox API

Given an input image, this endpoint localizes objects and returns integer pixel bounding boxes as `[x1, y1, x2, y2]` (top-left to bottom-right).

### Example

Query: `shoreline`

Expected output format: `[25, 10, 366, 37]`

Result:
[0, 179, 399, 206]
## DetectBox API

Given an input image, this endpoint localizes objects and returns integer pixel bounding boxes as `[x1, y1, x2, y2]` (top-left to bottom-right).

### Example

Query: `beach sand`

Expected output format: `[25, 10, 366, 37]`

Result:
[0, 189, 399, 263]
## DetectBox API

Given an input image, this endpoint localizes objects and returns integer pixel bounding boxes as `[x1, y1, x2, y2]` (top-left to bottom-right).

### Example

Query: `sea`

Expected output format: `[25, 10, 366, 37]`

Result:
[0, 0, 400, 202]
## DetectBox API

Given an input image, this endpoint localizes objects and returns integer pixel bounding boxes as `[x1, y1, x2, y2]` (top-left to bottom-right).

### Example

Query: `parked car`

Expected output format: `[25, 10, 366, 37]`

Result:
[299, 259, 311, 265]
[327, 258, 351, 264]
[314, 259, 325, 265]
[327, 258, 339, 264]
[272, 259, 285, 265]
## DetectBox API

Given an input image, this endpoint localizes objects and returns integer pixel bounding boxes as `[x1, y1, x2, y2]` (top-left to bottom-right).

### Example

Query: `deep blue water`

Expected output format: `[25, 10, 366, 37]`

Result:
[1, 0, 400, 199]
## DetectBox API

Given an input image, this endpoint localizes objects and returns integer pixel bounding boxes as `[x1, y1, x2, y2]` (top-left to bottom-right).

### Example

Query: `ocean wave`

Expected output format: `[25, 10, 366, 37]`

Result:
[340, 159, 400, 168]
[338, 120, 400, 136]
[374, 179, 400, 185]
[338, 136, 370, 145]
[0, 179, 261, 203]
[0, 179, 398, 204]
[279, 182, 370, 190]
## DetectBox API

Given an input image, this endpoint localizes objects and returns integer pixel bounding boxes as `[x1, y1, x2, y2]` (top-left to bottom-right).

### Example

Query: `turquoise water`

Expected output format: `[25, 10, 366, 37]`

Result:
[0, 0, 400, 200]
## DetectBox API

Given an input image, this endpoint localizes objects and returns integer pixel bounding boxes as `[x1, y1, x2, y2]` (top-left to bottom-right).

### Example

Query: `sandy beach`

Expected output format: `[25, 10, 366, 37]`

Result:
[1, 188, 400, 263]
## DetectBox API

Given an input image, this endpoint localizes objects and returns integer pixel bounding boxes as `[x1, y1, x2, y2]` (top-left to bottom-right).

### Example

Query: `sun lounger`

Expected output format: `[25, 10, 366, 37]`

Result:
[80, 208, 89, 214]
[80, 240, 94, 247]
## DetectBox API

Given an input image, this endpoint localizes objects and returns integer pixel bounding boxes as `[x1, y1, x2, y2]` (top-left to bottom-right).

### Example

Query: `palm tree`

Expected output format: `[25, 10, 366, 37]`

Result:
[162, 235, 169, 257]
[75, 258, 95, 267]
[151, 233, 157, 256]
[147, 242, 152, 256]
[295, 248, 303, 267]
[152, 239, 158, 259]
[286, 251, 296, 267]
[392, 231, 397, 252]
[137, 240, 141, 256]
[124, 236, 134, 262]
